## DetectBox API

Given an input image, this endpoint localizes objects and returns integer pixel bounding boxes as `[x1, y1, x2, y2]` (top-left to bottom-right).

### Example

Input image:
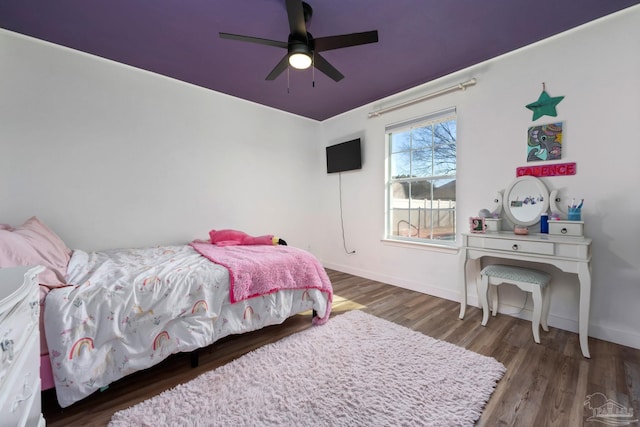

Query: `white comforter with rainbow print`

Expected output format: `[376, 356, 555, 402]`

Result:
[44, 245, 330, 408]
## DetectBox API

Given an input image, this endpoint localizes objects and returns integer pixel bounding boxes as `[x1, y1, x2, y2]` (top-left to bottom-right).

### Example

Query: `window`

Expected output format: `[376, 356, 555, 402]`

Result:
[385, 107, 457, 245]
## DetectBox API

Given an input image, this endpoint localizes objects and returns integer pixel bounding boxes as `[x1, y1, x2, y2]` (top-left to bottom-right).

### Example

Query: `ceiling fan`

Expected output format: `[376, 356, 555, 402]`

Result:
[219, 0, 379, 82]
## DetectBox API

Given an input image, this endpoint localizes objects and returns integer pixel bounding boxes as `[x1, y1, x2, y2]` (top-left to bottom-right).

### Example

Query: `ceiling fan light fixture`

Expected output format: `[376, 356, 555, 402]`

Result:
[220, 1, 379, 82]
[289, 52, 312, 69]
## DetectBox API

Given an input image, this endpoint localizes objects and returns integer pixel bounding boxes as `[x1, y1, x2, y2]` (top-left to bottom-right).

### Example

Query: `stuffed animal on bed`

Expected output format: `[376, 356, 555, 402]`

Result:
[209, 229, 287, 246]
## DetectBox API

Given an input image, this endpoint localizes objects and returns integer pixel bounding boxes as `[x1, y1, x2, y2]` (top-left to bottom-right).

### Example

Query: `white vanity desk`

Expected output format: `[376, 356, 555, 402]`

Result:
[459, 176, 593, 358]
[459, 232, 592, 357]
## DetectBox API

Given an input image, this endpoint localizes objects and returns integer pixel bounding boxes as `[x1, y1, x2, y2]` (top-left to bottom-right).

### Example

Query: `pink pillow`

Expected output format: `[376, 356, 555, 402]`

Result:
[0, 217, 71, 287]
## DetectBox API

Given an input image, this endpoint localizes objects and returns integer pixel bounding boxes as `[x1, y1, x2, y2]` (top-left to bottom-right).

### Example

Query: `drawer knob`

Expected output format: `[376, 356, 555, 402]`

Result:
[512, 244, 519, 250]
[561, 228, 568, 234]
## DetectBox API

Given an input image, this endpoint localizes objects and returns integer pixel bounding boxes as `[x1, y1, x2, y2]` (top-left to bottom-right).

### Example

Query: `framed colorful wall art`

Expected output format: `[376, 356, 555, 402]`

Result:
[527, 122, 563, 162]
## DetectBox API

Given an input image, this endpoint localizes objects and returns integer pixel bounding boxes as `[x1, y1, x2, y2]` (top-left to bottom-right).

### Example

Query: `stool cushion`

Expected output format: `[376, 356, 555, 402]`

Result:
[481, 265, 551, 286]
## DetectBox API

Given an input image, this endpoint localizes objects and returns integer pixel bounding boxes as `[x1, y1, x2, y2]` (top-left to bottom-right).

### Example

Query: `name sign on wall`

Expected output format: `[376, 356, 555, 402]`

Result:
[516, 162, 576, 177]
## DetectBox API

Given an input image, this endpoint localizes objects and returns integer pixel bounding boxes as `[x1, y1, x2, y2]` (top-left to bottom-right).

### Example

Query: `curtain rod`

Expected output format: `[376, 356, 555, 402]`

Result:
[367, 78, 477, 118]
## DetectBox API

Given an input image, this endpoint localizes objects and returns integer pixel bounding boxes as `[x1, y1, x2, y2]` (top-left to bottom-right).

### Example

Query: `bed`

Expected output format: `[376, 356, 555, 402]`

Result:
[1, 217, 333, 408]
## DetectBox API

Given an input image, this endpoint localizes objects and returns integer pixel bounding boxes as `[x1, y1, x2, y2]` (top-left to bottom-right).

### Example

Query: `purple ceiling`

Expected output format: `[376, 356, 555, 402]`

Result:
[1, 1, 638, 121]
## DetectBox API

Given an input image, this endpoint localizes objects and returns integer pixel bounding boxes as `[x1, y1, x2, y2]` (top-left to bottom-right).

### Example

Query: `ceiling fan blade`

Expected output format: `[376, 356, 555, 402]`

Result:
[285, 0, 308, 40]
[313, 53, 344, 82]
[219, 32, 288, 49]
[314, 30, 379, 52]
[266, 54, 290, 80]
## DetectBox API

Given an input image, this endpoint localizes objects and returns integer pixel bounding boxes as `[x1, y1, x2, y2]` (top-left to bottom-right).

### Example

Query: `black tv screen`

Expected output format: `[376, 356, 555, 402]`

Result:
[326, 138, 362, 173]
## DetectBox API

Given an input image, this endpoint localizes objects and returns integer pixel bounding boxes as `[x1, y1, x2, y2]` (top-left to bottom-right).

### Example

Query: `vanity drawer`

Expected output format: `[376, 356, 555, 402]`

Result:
[549, 220, 584, 237]
[468, 235, 554, 255]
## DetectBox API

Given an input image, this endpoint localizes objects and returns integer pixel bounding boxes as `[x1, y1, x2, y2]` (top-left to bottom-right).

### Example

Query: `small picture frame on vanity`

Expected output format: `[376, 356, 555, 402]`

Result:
[469, 217, 486, 233]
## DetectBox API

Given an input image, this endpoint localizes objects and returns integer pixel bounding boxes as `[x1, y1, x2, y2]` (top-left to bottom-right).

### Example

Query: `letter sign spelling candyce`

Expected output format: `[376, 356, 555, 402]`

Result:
[516, 162, 576, 177]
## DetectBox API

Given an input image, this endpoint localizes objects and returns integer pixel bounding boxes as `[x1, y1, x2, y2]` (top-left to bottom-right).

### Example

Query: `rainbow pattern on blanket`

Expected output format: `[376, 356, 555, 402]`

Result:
[191, 300, 208, 314]
[69, 337, 94, 360]
[153, 331, 170, 351]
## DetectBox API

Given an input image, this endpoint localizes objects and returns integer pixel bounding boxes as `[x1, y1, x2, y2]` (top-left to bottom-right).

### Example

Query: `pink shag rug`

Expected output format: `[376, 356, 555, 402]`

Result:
[109, 310, 505, 426]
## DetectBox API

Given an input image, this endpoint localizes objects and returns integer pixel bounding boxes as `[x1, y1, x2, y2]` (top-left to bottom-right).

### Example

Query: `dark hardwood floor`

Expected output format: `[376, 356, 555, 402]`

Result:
[42, 269, 640, 426]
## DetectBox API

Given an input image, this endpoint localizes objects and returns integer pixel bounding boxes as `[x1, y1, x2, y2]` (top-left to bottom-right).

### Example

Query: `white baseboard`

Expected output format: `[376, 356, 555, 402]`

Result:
[465, 294, 640, 350]
[322, 261, 460, 302]
[322, 262, 640, 351]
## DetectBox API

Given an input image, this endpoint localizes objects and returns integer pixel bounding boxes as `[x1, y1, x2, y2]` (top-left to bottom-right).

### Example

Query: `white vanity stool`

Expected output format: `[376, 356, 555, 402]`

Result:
[479, 264, 551, 344]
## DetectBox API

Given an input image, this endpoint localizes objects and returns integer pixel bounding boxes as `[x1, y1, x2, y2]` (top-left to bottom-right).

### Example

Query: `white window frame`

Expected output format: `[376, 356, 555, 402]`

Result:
[384, 107, 457, 247]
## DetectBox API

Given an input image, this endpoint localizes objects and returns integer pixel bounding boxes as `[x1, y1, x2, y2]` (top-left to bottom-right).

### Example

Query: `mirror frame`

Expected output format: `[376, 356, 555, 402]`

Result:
[502, 176, 549, 227]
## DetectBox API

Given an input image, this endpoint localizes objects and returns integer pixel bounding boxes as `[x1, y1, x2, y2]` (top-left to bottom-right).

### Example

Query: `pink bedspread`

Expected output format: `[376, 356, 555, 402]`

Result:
[190, 242, 332, 324]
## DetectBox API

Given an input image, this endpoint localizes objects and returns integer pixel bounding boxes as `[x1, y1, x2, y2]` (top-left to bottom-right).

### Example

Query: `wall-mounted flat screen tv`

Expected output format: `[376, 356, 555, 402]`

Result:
[326, 138, 362, 173]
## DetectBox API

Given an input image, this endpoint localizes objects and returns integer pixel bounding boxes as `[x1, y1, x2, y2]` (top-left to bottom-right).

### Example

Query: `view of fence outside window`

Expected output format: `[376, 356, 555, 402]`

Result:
[386, 108, 457, 244]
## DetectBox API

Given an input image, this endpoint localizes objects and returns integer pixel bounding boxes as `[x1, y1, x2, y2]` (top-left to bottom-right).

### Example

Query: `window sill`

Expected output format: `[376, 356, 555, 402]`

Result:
[381, 238, 459, 254]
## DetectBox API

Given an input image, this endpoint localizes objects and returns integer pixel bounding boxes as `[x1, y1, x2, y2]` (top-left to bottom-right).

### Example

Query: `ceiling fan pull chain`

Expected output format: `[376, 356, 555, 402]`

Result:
[287, 67, 290, 94]
[312, 51, 315, 87]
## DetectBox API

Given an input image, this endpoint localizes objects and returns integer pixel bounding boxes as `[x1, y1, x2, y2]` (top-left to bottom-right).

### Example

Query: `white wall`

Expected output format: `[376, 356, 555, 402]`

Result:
[0, 30, 322, 252]
[316, 6, 640, 349]
[1, 6, 639, 350]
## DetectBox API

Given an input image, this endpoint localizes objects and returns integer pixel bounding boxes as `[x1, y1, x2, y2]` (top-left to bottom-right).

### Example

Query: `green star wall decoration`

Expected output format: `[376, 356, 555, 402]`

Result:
[525, 84, 564, 121]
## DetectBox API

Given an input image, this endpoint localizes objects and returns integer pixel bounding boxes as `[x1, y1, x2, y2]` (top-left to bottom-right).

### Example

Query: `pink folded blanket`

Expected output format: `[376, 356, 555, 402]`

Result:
[190, 241, 332, 324]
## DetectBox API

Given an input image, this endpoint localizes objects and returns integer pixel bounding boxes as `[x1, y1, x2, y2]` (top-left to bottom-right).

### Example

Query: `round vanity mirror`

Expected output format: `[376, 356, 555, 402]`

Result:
[502, 176, 549, 227]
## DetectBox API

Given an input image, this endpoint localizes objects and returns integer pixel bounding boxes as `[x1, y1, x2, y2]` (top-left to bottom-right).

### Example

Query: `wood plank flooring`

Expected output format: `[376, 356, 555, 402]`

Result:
[41, 269, 640, 426]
